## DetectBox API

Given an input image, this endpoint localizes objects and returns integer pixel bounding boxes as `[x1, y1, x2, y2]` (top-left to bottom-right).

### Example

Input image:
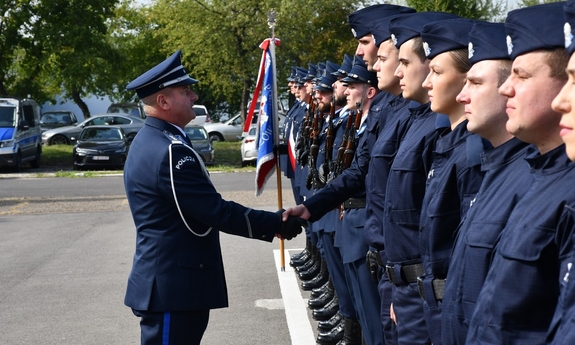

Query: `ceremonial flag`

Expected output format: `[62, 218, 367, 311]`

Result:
[255, 46, 276, 196]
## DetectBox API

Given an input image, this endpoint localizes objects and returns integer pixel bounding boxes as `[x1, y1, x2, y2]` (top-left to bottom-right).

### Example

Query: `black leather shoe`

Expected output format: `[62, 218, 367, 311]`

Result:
[291, 251, 312, 267]
[295, 256, 315, 272]
[291, 248, 309, 261]
[316, 320, 344, 344]
[318, 311, 343, 332]
[311, 281, 329, 298]
[298, 261, 320, 281]
[308, 288, 334, 309]
[301, 272, 328, 291]
[313, 295, 339, 321]
[336, 318, 362, 345]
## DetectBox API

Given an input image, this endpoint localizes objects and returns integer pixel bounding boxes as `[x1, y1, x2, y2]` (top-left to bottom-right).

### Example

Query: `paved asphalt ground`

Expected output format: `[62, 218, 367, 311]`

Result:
[0, 171, 321, 344]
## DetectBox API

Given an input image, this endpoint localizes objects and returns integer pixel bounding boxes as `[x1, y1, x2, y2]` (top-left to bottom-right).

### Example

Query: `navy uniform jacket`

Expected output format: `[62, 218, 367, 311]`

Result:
[419, 120, 487, 281]
[123, 117, 279, 312]
[548, 204, 575, 344]
[383, 103, 448, 265]
[303, 92, 393, 221]
[364, 94, 412, 251]
[280, 99, 300, 178]
[467, 144, 575, 344]
[441, 137, 531, 345]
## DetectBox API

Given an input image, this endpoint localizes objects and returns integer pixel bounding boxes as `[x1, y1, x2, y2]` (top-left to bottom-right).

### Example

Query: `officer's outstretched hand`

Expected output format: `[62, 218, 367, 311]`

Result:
[275, 209, 307, 240]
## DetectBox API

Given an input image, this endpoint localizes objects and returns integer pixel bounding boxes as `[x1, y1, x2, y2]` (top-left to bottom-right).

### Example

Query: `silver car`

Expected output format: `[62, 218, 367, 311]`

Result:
[240, 125, 258, 166]
[42, 113, 145, 145]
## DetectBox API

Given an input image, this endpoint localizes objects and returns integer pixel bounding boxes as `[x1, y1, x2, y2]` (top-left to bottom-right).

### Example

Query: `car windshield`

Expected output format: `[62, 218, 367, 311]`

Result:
[0, 106, 16, 127]
[108, 105, 141, 118]
[184, 127, 208, 140]
[80, 128, 123, 141]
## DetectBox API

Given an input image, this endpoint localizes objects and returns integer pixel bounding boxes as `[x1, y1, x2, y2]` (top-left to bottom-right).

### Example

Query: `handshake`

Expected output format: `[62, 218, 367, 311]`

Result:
[276, 209, 307, 240]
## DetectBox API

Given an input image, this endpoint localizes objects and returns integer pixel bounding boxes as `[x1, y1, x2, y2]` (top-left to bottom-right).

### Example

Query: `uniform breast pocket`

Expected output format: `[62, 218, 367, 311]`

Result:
[178, 250, 220, 270]
[498, 225, 555, 262]
[369, 140, 398, 194]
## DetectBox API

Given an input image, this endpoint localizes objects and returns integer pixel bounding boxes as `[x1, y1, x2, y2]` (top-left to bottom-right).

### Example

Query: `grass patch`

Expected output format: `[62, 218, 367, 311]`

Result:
[40, 141, 253, 174]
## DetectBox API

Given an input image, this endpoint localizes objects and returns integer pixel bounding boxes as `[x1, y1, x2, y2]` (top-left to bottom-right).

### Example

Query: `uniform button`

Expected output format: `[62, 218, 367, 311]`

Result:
[199, 264, 204, 269]
[261, 235, 267, 239]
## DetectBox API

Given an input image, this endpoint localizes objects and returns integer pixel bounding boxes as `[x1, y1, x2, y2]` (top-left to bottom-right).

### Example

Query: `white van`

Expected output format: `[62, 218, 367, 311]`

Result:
[188, 105, 211, 126]
[0, 97, 42, 171]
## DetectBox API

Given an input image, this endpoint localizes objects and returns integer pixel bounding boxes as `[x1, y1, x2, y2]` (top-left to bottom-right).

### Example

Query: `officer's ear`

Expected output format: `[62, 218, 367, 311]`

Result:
[367, 86, 378, 99]
[156, 92, 171, 110]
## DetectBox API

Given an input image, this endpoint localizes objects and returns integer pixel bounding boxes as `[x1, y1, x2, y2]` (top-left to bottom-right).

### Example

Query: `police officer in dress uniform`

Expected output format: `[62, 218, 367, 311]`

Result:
[383, 12, 456, 345]
[440, 22, 532, 345]
[417, 18, 488, 345]
[548, 2, 575, 342]
[465, 3, 575, 344]
[122, 50, 304, 345]
[367, 11, 416, 345]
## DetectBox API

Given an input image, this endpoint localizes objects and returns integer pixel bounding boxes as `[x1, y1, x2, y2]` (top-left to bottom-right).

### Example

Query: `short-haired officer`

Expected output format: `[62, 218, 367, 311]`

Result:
[466, 3, 575, 344]
[548, 2, 575, 342]
[383, 11, 456, 344]
[417, 18, 488, 344]
[441, 22, 532, 345]
[122, 50, 304, 345]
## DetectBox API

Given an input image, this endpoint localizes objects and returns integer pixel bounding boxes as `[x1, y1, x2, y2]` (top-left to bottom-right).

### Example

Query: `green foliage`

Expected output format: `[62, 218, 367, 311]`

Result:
[405, 0, 506, 20]
[517, 0, 563, 7]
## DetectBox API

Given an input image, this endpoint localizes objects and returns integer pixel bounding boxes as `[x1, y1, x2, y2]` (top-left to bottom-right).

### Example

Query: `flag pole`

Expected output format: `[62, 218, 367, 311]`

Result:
[267, 10, 285, 272]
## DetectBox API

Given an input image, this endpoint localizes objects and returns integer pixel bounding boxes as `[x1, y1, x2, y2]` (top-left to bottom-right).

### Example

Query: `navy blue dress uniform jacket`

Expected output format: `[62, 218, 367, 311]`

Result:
[467, 144, 575, 344]
[123, 116, 279, 312]
[441, 137, 531, 345]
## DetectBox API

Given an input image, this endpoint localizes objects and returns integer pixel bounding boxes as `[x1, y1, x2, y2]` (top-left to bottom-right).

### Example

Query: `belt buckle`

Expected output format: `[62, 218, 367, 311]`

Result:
[417, 276, 425, 300]
[385, 265, 395, 284]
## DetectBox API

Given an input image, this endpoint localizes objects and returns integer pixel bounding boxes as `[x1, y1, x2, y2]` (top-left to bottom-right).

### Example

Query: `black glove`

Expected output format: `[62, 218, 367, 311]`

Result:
[275, 209, 306, 240]
[306, 170, 313, 190]
[366, 250, 379, 283]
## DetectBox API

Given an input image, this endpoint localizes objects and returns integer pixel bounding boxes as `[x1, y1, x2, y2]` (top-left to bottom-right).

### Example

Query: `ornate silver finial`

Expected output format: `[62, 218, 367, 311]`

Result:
[267, 10, 277, 29]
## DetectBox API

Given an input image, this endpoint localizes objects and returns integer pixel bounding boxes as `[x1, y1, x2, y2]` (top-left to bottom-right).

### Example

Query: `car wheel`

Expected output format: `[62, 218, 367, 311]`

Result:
[50, 134, 69, 145]
[209, 133, 223, 142]
[13, 152, 22, 172]
[31, 146, 41, 168]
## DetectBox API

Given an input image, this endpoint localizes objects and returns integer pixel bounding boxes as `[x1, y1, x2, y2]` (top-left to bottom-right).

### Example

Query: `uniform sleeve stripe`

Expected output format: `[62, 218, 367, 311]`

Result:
[244, 208, 253, 238]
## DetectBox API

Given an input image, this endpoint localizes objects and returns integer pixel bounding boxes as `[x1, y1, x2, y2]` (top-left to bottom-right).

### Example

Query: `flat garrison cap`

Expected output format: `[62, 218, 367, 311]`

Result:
[468, 22, 510, 64]
[126, 50, 198, 99]
[314, 61, 340, 92]
[564, 0, 575, 56]
[341, 55, 378, 86]
[348, 4, 417, 40]
[288, 66, 298, 82]
[505, 2, 566, 60]
[305, 64, 317, 81]
[389, 12, 460, 49]
[421, 18, 478, 59]
[372, 13, 415, 48]
[332, 54, 353, 77]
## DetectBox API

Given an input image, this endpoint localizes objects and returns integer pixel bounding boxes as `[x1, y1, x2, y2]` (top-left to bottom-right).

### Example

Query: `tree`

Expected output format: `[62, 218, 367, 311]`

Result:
[405, 0, 506, 20]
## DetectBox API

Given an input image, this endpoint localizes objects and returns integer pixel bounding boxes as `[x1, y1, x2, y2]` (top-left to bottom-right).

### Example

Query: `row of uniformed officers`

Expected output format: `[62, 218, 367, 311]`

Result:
[279, 2, 575, 344]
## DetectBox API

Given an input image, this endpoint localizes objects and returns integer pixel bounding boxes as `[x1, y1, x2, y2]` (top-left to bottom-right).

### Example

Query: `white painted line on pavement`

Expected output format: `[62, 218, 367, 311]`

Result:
[274, 248, 316, 345]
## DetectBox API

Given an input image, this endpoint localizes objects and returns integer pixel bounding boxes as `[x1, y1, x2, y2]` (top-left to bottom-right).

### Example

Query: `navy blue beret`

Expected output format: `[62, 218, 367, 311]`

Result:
[389, 12, 460, 49]
[564, 0, 575, 56]
[126, 50, 198, 99]
[505, 2, 566, 60]
[340, 55, 378, 86]
[332, 54, 353, 77]
[372, 13, 415, 48]
[348, 4, 418, 40]
[421, 18, 478, 59]
[314, 61, 340, 92]
[468, 22, 510, 64]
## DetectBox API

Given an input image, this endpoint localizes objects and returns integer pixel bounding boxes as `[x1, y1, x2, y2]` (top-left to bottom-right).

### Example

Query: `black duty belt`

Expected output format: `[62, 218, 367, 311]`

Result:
[417, 277, 446, 301]
[385, 263, 424, 285]
[342, 198, 366, 209]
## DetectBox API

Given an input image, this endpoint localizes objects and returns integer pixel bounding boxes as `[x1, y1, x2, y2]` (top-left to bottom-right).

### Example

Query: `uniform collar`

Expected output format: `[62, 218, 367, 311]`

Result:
[480, 137, 530, 172]
[525, 144, 574, 175]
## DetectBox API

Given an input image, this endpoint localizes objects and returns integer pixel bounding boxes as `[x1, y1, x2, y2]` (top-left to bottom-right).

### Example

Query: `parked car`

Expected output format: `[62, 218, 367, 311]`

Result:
[240, 124, 258, 166]
[183, 124, 214, 165]
[40, 110, 78, 132]
[205, 113, 285, 142]
[0, 97, 42, 171]
[42, 114, 145, 145]
[73, 126, 131, 170]
[188, 105, 211, 126]
[106, 102, 146, 119]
